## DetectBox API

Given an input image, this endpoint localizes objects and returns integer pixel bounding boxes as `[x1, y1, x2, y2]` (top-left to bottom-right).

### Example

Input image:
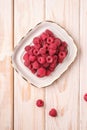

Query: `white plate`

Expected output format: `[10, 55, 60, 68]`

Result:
[12, 21, 77, 88]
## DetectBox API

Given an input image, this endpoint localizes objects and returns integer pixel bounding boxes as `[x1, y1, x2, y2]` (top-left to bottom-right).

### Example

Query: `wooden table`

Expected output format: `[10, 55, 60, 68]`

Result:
[0, 0, 87, 130]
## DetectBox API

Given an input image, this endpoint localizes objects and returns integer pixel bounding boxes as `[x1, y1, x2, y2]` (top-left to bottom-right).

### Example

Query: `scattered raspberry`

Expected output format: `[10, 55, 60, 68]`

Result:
[84, 93, 87, 102]
[37, 67, 46, 77]
[36, 99, 44, 107]
[49, 108, 57, 117]
[23, 29, 68, 77]
[46, 56, 53, 63]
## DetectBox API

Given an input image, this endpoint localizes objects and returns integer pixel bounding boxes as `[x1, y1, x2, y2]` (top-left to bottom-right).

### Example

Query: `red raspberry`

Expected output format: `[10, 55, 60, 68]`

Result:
[46, 69, 51, 76]
[84, 93, 87, 101]
[38, 56, 46, 64]
[47, 37, 54, 44]
[35, 43, 41, 49]
[25, 45, 31, 51]
[46, 56, 53, 63]
[50, 62, 57, 69]
[39, 47, 46, 55]
[28, 46, 35, 55]
[33, 37, 40, 44]
[37, 67, 46, 77]
[45, 29, 54, 36]
[24, 60, 30, 67]
[36, 99, 44, 107]
[49, 49, 56, 56]
[62, 41, 67, 47]
[32, 61, 40, 69]
[49, 108, 57, 117]
[29, 55, 36, 62]
[44, 44, 49, 50]
[49, 43, 58, 50]
[43, 63, 49, 68]
[58, 51, 66, 59]
[28, 64, 33, 70]
[49, 67, 55, 72]
[33, 48, 39, 56]
[31, 68, 37, 74]
[59, 46, 65, 51]
[54, 38, 61, 47]
[40, 32, 47, 40]
[23, 53, 29, 61]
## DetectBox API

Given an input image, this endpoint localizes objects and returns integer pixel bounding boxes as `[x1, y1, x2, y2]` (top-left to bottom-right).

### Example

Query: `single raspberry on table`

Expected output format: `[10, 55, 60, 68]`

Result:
[37, 67, 46, 77]
[36, 99, 44, 107]
[49, 108, 57, 117]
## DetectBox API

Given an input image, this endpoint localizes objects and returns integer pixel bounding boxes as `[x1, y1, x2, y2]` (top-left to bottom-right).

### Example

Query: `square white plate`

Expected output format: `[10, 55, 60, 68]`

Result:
[12, 21, 77, 88]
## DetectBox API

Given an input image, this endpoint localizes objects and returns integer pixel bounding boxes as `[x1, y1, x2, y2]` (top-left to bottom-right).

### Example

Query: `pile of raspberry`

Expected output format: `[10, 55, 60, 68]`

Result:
[23, 29, 68, 77]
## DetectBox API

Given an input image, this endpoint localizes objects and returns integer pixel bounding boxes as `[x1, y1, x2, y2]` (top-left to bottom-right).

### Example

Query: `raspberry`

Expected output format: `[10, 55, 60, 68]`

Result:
[47, 37, 54, 44]
[39, 47, 46, 55]
[49, 108, 57, 117]
[62, 41, 67, 47]
[36, 99, 44, 107]
[58, 51, 66, 59]
[28, 64, 33, 70]
[33, 37, 40, 44]
[49, 43, 58, 50]
[37, 67, 46, 77]
[38, 56, 46, 64]
[33, 48, 39, 56]
[31, 68, 37, 74]
[28, 46, 34, 55]
[84, 93, 87, 101]
[35, 43, 41, 49]
[46, 56, 53, 63]
[29, 55, 36, 62]
[49, 49, 56, 56]
[32, 61, 40, 69]
[40, 32, 47, 40]
[54, 38, 61, 47]
[46, 69, 51, 76]
[25, 45, 31, 51]
[50, 62, 57, 69]
[45, 29, 54, 36]
[23, 53, 29, 61]
[59, 46, 65, 51]
[43, 63, 49, 68]
[24, 60, 30, 67]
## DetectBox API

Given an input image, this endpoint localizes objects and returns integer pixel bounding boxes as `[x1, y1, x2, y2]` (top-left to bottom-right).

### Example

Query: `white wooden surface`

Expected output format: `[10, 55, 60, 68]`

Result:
[0, 0, 87, 130]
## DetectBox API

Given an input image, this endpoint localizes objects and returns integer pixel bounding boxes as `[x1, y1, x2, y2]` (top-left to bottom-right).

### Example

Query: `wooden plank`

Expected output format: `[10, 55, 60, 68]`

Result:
[0, 0, 13, 130]
[80, 0, 87, 130]
[14, 0, 45, 130]
[45, 0, 80, 130]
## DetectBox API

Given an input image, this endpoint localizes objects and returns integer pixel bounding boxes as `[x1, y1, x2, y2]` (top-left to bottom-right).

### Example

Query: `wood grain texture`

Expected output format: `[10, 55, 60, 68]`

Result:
[0, 0, 13, 130]
[45, 0, 80, 130]
[80, 0, 87, 130]
[14, 0, 45, 130]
